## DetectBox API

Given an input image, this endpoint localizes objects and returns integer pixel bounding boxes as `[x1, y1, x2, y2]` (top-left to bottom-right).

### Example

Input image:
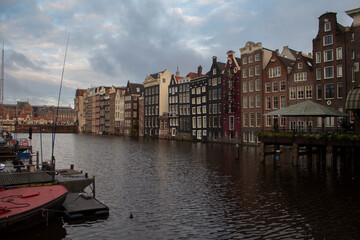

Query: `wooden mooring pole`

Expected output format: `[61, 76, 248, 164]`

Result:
[260, 142, 265, 163]
[292, 143, 299, 166]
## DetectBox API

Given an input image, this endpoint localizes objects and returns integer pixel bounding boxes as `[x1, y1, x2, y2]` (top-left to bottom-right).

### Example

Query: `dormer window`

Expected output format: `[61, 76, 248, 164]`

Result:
[324, 22, 331, 32]
[298, 63, 303, 69]
[213, 68, 217, 75]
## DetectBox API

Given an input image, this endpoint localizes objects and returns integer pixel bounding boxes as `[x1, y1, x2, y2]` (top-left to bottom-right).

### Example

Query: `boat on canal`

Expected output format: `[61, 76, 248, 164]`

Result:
[0, 185, 68, 233]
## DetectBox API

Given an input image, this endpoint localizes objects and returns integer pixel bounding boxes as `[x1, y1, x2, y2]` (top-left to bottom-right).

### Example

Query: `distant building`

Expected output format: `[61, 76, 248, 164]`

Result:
[240, 42, 272, 144]
[143, 69, 171, 137]
[263, 51, 295, 131]
[114, 87, 126, 135]
[223, 51, 241, 142]
[75, 89, 86, 132]
[124, 81, 144, 136]
[190, 66, 208, 140]
[207, 56, 225, 142]
[313, 12, 347, 129]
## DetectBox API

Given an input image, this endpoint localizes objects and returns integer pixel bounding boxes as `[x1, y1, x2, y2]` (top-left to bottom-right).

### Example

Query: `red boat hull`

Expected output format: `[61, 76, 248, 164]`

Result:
[0, 185, 68, 233]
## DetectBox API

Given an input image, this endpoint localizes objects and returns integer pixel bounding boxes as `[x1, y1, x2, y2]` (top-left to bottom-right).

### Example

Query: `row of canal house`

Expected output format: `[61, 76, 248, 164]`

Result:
[75, 8, 360, 144]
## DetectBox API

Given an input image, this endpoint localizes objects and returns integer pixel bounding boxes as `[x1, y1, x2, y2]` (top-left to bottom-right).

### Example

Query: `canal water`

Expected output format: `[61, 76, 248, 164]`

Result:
[8, 133, 360, 239]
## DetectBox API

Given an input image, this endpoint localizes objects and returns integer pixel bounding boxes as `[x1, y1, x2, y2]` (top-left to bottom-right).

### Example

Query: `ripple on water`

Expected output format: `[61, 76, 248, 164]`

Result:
[11, 133, 360, 240]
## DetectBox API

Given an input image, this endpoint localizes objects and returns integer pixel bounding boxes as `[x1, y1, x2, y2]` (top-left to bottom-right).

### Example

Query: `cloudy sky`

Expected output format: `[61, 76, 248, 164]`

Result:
[0, 0, 359, 107]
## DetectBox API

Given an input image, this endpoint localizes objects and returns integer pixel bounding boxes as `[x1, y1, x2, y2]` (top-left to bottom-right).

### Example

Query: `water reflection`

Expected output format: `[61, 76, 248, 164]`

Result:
[10, 133, 360, 239]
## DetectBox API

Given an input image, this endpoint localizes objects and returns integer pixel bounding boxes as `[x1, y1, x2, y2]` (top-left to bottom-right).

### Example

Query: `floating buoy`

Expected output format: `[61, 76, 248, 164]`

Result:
[22, 141, 29, 147]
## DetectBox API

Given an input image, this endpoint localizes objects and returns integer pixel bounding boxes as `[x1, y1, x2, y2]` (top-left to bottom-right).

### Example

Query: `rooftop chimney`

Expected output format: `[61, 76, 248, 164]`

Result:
[212, 56, 217, 65]
[198, 65, 202, 76]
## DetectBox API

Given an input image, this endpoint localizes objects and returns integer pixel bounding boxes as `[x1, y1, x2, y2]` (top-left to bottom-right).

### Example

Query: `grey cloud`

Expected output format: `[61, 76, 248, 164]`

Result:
[5, 50, 44, 71]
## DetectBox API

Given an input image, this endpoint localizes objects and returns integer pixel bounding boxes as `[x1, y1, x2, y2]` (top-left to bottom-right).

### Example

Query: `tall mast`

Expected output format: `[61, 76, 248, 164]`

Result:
[0, 43, 4, 104]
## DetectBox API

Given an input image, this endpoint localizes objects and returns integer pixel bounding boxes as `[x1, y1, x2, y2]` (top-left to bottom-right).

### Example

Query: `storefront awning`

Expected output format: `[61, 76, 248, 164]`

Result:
[345, 88, 360, 110]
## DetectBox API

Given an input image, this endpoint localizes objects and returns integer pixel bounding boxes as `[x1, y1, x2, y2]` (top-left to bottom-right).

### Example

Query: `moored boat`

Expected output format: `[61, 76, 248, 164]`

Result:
[0, 185, 68, 233]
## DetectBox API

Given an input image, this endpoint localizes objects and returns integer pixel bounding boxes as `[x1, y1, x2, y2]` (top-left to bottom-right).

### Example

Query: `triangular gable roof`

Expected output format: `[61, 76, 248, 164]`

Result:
[278, 55, 295, 67]
[127, 81, 144, 94]
[186, 72, 199, 79]
[150, 70, 166, 79]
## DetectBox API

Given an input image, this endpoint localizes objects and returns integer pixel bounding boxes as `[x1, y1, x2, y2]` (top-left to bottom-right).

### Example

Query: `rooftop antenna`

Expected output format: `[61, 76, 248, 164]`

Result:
[1, 42, 4, 104]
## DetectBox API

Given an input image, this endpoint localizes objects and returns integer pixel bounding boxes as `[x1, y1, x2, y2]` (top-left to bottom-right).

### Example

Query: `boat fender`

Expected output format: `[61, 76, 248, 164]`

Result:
[22, 141, 29, 147]
[22, 192, 40, 198]
[68, 213, 84, 220]
[95, 210, 109, 216]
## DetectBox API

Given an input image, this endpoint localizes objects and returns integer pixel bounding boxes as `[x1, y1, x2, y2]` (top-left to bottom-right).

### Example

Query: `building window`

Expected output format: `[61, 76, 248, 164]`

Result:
[316, 68, 322, 80]
[229, 116, 234, 130]
[249, 55, 253, 63]
[324, 66, 334, 79]
[243, 81, 248, 93]
[242, 57, 247, 65]
[323, 35, 333, 46]
[298, 63, 303, 69]
[295, 72, 307, 82]
[266, 116, 271, 127]
[317, 85, 322, 100]
[203, 116, 207, 128]
[280, 80, 285, 91]
[325, 117, 334, 127]
[250, 113, 255, 127]
[256, 95, 261, 108]
[273, 96, 279, 109]
[325, 84, 334, 99]
[255, 54, 260, 61]
[243, 68, 248, 78]
[265, 96, 271, 110]
[249, 96, 254, 108]
[280, 96, 286, 108]
[324, 49, 333, 62]
[269, 67, 281, 78]
[305, 86, 312, 99]
[290, 87, 296, 100]
[352, 50, 356, 59]
[249, 67, 254, 77]
[255, 65, 260, 76]
[324, 22, 331, 32]
[243, 113, 248, 127]
[265, 83, 271, 93]
[316, 52, 321, 63]
[337, 82, 343, 99]
[249, 80, 254, 92]
[256, 113, 261, 127]
[255, 79, 261, 91]
[336, 47, 342, 60]
[280, 117, 286, 127]
[213, 68, 217, 75]
[272, 82, 278, 92]
[243, 96, 248, 108]
[197, 116, 202, 128]
[337, 65, 343, 77]
[297, 86, 304, 99]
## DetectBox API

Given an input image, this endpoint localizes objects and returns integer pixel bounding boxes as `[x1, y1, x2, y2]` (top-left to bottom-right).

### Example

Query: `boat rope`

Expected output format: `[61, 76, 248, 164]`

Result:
[42, 208, 49, 226]
[0, 195, 30, 209]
